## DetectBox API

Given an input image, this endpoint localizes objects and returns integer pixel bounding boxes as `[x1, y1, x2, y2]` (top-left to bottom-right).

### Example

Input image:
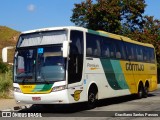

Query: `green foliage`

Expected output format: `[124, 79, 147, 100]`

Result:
[71, 0, 122, 33]
[0, 68, 13, 98]
[121, 0, 146, 32]
[0, 59, 8, 73]
[71, 0, 146, 34]
[0, 26, 19, 43]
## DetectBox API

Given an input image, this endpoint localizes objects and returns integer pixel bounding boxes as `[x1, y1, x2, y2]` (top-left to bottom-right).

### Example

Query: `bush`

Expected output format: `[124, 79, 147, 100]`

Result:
[0, 59, 8, 73]
[0, 68, 13, 98]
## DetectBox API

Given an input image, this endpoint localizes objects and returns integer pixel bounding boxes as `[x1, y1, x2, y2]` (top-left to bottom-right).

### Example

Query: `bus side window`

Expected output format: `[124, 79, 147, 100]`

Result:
[143, 47, 148, 62]
[136, 45, 144, 61]
[115, 42, 122, 59]
[102, 40, 111, 58]
[125, 43, 136, 61]
[86, 33, 101, 57]
[120, 41, 126, 60]
[109, 40, 115, 58]
[149, 48, 155, 63]
[104, 48, 110, 58]
[86, 48, 93, 56]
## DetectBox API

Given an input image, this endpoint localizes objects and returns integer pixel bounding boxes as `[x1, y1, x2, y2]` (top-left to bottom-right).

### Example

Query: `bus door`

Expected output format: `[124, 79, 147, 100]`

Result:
[67, 30, 84, 88]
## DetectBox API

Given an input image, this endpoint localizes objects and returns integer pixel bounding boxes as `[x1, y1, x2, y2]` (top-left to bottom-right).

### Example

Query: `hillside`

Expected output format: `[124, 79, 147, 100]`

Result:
[0, 26, 20, 63]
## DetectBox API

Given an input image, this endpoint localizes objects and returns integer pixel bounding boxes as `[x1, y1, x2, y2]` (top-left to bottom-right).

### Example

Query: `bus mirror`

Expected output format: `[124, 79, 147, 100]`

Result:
[63, 41, 69, 58]
[2, 47, 7, 62]
[2, 46, 15, 63]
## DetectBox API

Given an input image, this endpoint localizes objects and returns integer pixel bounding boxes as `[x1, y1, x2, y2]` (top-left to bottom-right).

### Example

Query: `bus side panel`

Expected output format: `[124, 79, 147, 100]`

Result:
[86, 58, 130, 100]
[148, 64, 157, 91]
[120, 61, 157, 93]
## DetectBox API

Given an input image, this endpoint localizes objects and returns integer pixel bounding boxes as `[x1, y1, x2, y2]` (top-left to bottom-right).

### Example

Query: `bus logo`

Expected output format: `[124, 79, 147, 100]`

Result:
[126, 63, 144, 71]
[87, 63, 99, 70]
[71, 90, 82, 101]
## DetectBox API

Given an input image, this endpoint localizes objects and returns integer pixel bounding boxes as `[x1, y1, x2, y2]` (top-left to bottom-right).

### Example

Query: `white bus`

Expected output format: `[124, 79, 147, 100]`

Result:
[13, 26, 157, 108]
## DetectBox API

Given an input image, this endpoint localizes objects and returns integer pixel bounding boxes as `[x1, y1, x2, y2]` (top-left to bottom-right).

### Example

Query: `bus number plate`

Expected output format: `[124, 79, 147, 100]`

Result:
[32, 97, 41, 101]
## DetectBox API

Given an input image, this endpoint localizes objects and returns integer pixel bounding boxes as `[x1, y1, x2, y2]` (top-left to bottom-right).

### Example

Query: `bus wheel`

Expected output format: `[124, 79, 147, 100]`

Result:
[143, 86, 148, 98]
[137, 84, 143, 99]
[87, 88, 98, 109]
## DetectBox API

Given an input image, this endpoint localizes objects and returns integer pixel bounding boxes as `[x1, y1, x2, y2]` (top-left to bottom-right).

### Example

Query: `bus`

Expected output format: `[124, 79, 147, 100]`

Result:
[13, 26, 157, 108]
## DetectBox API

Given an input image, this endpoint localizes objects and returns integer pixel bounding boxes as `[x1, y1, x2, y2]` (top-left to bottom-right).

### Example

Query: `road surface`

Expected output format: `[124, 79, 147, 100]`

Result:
[1, 89, 160, 120]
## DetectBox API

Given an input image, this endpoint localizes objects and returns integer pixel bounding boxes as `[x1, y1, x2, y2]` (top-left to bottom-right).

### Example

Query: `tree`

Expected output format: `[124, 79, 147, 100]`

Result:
[71, 0, 122, 33]
[71, 0, 146, 34]
[121, 0, 146, 32]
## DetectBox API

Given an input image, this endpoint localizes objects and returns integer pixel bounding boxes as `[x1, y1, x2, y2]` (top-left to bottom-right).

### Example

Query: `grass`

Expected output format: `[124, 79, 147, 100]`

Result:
[0, 26, 20, 62]
[0, 26, 19, 42]
[0, 68, 13, 98]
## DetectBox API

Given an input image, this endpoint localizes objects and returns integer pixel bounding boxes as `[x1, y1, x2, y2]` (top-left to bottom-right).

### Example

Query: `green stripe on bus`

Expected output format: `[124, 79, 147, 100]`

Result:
[32, 84, 53, 92]
[88, 29, 108, 37]
[40, 84, 53, 91]
[100, 59, 128, 90]
[100, 59, 121, 90]
[110, 60, 129, 89]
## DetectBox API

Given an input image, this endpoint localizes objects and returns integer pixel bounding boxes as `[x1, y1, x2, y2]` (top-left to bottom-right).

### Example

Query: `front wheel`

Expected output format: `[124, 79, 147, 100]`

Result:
[87, 89, 98, 109]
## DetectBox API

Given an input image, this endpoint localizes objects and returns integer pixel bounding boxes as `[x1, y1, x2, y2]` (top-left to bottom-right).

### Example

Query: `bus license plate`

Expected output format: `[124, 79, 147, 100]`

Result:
[32, 97, 41, 101]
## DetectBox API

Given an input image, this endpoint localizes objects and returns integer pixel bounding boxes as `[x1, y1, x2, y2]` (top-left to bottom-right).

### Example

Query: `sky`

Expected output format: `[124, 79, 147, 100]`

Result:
[0, 0, 159, 32]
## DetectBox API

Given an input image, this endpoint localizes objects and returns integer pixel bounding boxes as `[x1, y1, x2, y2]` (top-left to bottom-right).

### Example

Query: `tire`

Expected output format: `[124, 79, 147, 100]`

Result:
[143, 86, 148, 98]
[87, 89, 97, 109]
[137, 85, 143, 99]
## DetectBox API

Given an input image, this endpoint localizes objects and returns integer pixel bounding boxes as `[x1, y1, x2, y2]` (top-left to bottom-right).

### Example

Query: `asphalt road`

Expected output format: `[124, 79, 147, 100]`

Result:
[1, 89, 160, 120]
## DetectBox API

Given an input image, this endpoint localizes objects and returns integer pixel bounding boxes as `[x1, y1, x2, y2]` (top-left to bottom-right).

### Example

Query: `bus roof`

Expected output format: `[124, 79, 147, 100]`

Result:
[21, 26, 154, 48]
[96, 30, 154, 48]
[21, 26, 87, 34]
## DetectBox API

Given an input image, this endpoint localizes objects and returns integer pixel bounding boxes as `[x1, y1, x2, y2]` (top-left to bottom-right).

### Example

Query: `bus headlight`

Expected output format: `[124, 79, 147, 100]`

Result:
[52, 85, 66, 92]
[14, 87, 22, 93]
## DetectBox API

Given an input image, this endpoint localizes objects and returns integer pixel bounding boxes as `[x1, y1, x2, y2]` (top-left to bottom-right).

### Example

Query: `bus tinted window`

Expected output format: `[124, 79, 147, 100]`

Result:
[102, 40, 115, 58]
[134, 45, 143, 61]
[102, 38, 126, 59]
[86, 33, 101, 57]
[125, 43, 136, 61]
[115, 41, 126, 59]
[86, 32, 155, 63]
[143, 47, 149, 62]
[149, 48, 155, 63]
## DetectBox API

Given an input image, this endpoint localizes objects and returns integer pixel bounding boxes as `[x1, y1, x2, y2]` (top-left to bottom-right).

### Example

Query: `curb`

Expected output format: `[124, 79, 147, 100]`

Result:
[0, 104, 32, 112]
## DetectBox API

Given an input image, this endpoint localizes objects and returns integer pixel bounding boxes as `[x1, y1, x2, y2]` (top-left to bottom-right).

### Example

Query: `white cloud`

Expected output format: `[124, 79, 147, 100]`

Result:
[27, 4, 36, 12]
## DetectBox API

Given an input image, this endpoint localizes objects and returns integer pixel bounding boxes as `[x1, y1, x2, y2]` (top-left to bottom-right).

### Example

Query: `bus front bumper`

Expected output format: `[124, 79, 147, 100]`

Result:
[14, 89, 69, 104]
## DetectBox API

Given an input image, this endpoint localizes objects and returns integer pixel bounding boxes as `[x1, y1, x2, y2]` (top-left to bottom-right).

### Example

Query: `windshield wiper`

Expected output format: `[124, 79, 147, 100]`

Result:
[43, 79, 50, 84]
[16, 72, 33, 83]
[22, 77, 29, 83]
[38, 74, 50, 84]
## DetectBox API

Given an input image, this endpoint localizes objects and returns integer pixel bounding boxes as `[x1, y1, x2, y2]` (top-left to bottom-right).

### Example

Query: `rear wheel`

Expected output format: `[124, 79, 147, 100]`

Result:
[143, 86, 148, 98]
[137, 85, 143, 99]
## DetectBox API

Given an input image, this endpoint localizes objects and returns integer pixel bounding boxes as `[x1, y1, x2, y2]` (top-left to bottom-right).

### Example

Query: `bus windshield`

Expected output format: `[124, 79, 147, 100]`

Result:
[15, 46, 65, 83]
